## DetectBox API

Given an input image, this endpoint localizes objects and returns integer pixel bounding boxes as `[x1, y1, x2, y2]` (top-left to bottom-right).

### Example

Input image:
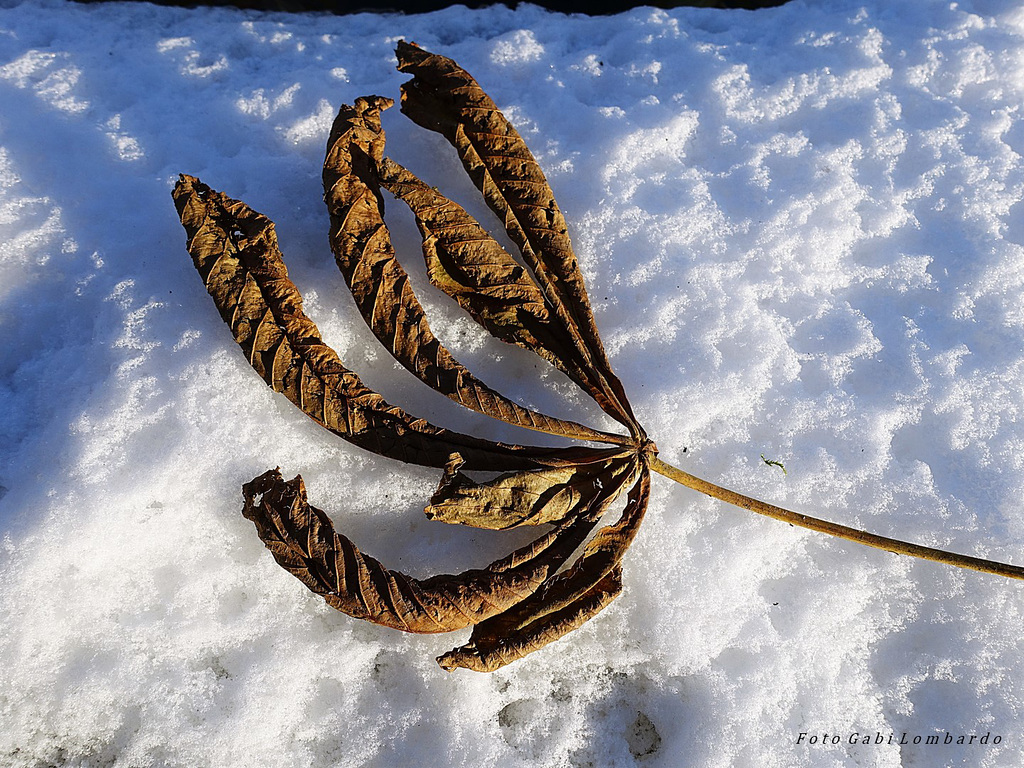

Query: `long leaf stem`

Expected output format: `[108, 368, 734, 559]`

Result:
[648, 455, 1024, 580]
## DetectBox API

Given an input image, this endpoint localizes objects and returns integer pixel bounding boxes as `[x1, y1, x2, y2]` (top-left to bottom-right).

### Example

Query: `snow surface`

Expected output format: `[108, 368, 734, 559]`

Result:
[3, 0, 1024, 765]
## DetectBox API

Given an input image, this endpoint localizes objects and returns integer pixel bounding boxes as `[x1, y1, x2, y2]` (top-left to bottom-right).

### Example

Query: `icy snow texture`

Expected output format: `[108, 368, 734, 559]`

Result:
[2, 0, 1024, 765]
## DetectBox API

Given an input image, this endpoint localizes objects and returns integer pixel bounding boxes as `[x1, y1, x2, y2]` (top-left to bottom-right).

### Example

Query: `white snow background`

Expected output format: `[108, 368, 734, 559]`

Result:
[3, 0, 1024, 765]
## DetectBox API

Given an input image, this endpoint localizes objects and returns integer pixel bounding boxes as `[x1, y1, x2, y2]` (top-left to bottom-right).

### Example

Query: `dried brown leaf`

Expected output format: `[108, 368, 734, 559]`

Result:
[377, 156, 628, 435]
[174, 40, 1024, 676]
[175, 44, 660, 673]
[172, 173, 609, 471]
[242, 469, 602, 633]
[322, 98, 625, 446]
[395, 40, 642, 438]
[426, 452, 636, 530]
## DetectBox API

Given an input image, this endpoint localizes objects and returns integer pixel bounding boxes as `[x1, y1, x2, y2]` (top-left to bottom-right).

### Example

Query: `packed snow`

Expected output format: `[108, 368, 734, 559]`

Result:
[2, 0, 1024, 765]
